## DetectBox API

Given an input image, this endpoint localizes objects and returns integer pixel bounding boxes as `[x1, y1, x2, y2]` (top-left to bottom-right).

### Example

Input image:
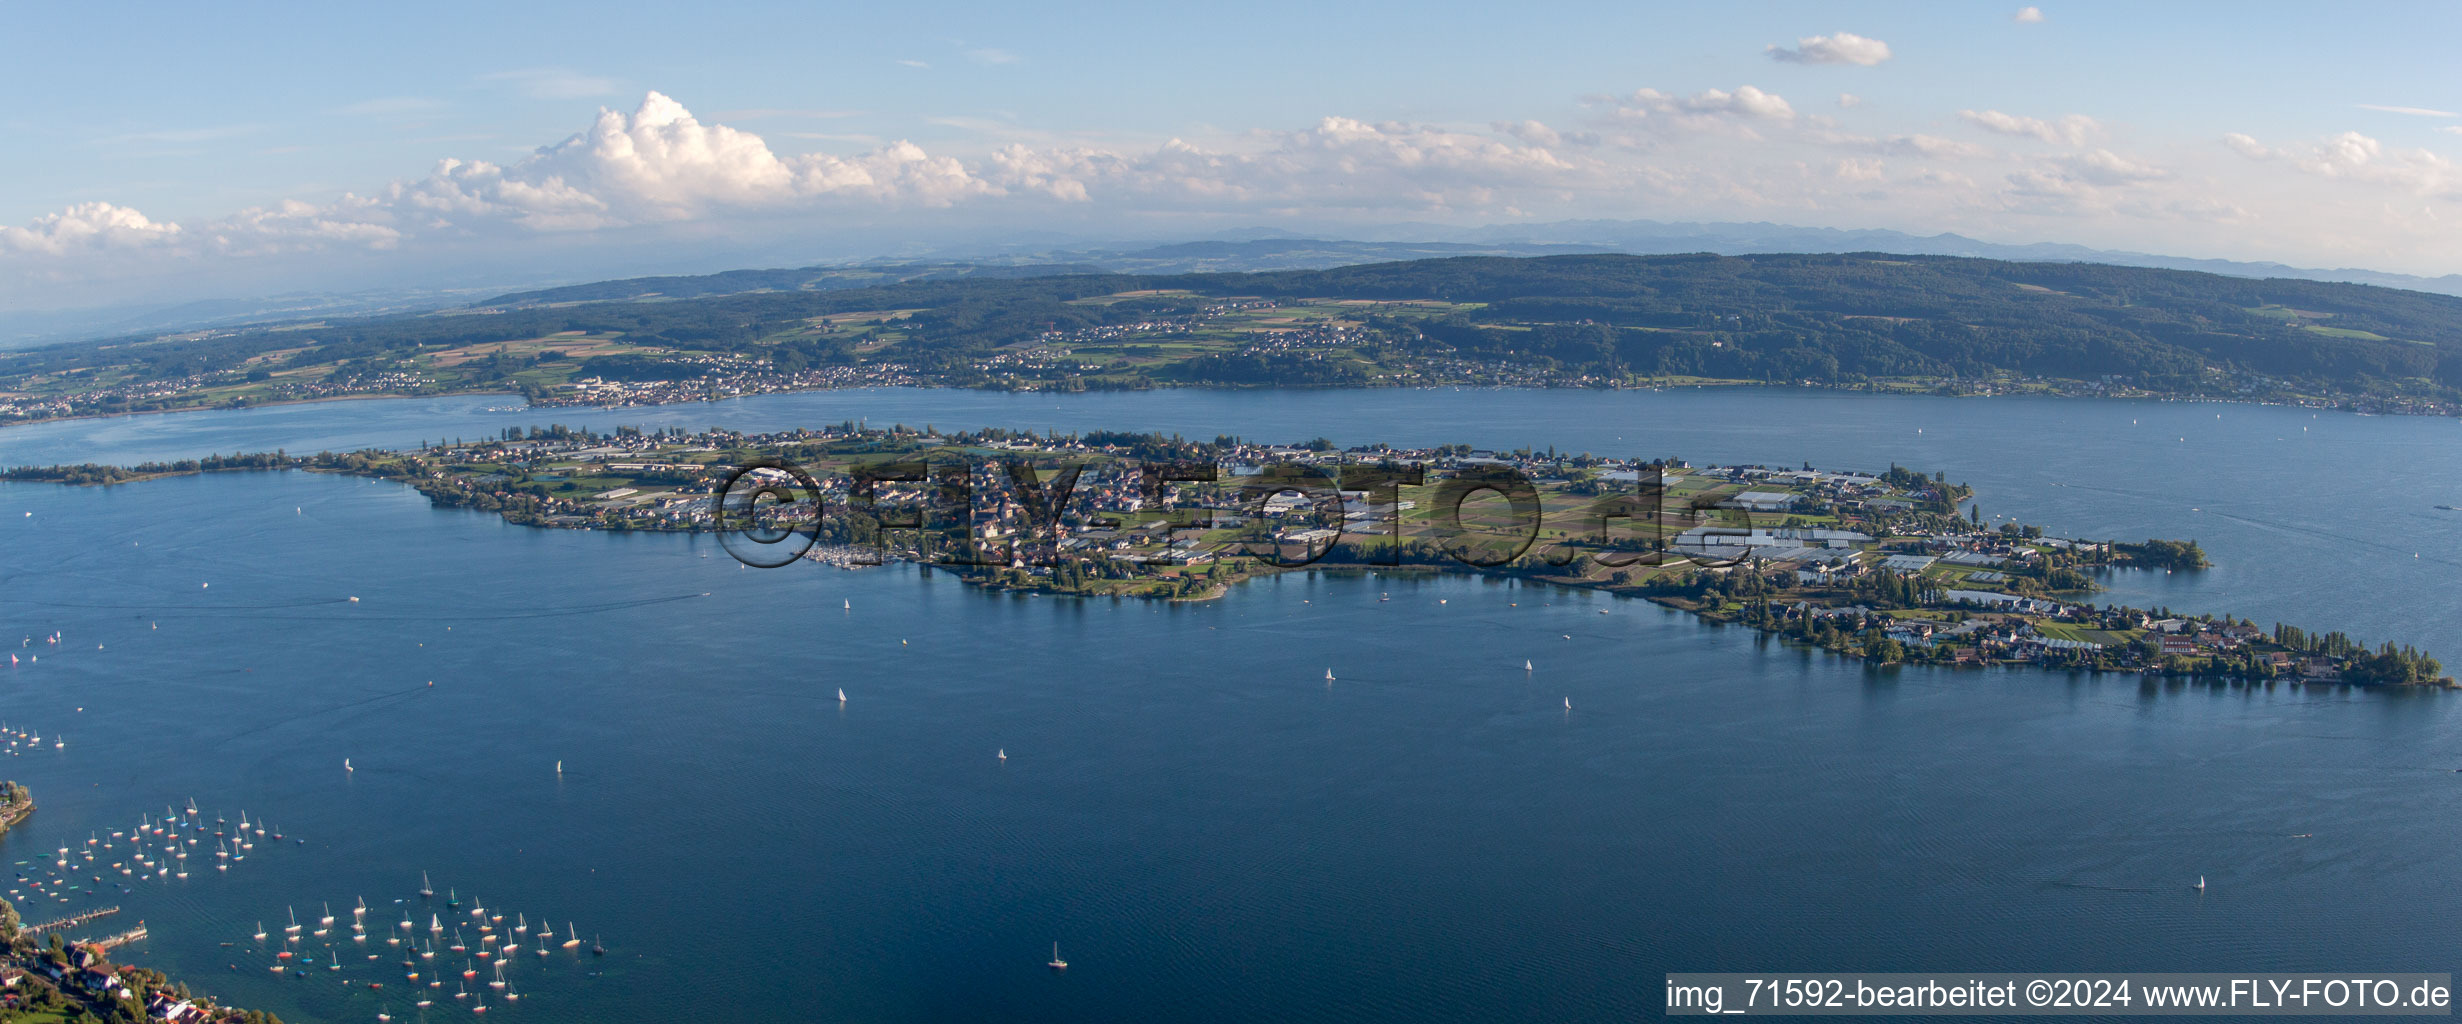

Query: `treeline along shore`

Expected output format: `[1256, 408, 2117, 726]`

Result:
[4, 420, 2445, 687]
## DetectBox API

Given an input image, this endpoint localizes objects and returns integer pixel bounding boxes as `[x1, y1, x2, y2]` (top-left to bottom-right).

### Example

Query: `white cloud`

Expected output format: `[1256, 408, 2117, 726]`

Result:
[2014, 7, 2045, 23]
[0, 202, 183, 255]
[480, 68, 620, 100]
[1593, 85, 1796, 136]
[2225, 129, 2457, 193]
[1491, 119, 1600, 148]
[1959, 109, 2101, 145]
[2222, 133, 2274, 159]
[2356, 104, 2459, 119]
[1766, 32, 1893, 66]
[1493, 119, 1562, 147]
[11, 87, 2462, 301]
[2055, 149, 2170, 186]
[1809, 128, 1990, 160]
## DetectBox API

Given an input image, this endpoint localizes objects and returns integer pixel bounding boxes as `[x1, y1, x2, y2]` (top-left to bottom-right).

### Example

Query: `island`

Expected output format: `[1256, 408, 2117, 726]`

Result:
[6, 253, 2462, 427]
[6, 423, 2444, 686]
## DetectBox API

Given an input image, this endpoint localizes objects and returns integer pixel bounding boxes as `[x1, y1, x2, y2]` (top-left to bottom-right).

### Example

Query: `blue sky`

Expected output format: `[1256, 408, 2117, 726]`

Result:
[5, 0, 2459, 311]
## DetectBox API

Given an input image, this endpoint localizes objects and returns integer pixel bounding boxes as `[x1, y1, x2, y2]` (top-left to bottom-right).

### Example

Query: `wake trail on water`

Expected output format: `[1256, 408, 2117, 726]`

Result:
[2041, 880, 2164, 894]
[213, 681, 436, 746]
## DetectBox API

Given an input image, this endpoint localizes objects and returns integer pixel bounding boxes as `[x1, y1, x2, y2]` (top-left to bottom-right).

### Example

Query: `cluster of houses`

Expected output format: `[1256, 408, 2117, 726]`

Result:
[542, 359, 920, 408]
[2, 942, 236, 1023]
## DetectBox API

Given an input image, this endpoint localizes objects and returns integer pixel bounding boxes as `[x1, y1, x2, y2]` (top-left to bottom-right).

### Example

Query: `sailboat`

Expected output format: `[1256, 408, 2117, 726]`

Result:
[1047, 942, 1068, 970]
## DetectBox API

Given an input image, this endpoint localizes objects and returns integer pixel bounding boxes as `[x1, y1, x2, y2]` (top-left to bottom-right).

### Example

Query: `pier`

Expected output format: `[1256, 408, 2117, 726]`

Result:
[93, 923, 148, 951]
[24, 905, 119, 934]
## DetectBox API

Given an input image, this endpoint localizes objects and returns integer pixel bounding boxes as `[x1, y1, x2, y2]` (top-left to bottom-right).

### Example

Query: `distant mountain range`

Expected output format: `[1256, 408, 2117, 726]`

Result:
[10, 219, 2461, 349]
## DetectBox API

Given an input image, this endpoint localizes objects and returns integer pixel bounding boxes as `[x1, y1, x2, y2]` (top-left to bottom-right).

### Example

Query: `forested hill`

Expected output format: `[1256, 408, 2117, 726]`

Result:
[1184, 253, 2462, 388]
[8, 252, 2462, 421]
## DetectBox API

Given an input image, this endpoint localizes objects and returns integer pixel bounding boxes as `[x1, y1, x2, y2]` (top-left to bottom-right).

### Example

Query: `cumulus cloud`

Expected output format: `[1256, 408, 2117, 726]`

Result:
[0, 202, 183, 255]
[11, 86, 2461, 298]
[2014, 7, 2045, 23]
[978, 117, 1601, 211]
[1592, 85, 1796, 136]
[2054, 149, 2170, 186]
[2225, 129, 2457, 193]
[1810, 128, 1989, 160]
[1, 93, 1618, 268]
[2222, 132, 2271, 159]
[1959, 109, 2100, 145]
[1766, 32, 1892, 66]
[1490, 120, 1597, 148]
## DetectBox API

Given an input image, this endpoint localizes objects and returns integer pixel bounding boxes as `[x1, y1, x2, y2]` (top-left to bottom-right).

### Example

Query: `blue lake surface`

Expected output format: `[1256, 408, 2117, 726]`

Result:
[1, 388, 2459, 1022]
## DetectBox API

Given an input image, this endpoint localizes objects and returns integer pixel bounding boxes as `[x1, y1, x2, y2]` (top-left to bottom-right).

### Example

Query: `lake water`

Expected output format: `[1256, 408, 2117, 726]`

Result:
[2, 388, 2459, 1023]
